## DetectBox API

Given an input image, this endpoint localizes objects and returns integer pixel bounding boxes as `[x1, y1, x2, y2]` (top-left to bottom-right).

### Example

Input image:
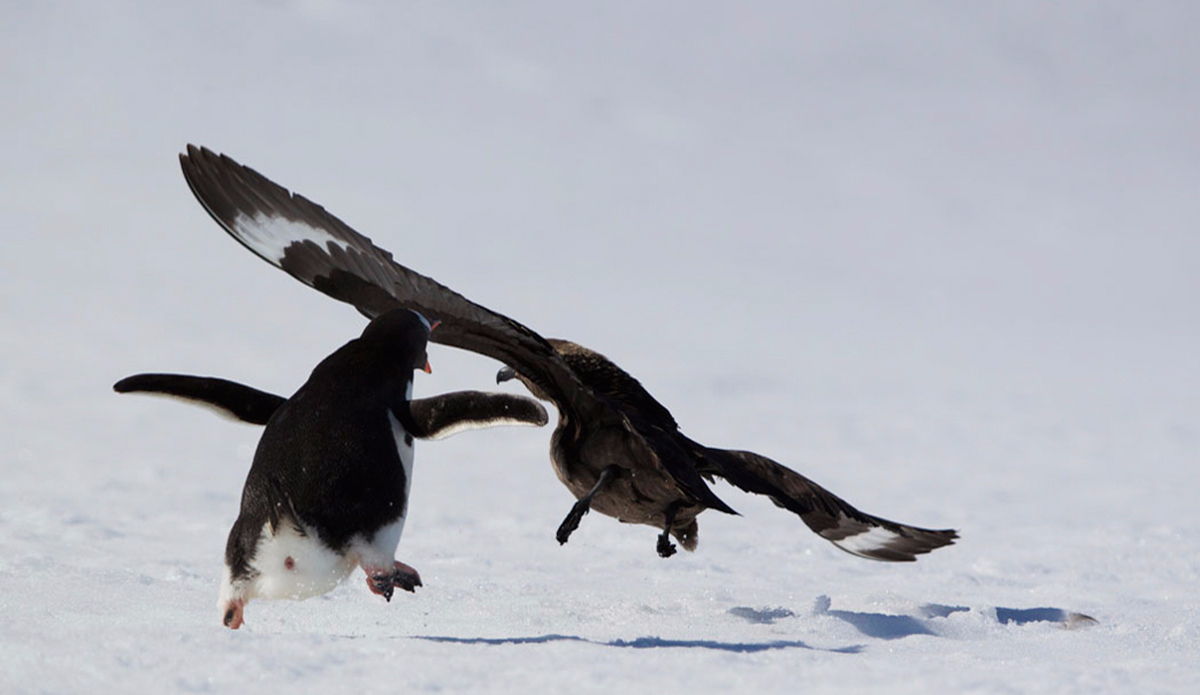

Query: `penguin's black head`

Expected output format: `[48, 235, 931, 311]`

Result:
[360, 308, 435, 374]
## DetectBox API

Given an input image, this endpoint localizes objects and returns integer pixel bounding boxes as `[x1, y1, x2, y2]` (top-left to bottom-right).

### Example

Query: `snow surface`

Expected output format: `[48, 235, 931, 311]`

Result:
[3, 2, 1199, 693]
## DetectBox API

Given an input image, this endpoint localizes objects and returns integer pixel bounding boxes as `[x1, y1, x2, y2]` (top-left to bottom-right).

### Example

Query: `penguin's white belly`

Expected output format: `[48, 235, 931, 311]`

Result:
[388, 408, 415, 501]
[243, 522, 358, 602]
[219, 407, 417, 606]
[229, 516, 412, 605]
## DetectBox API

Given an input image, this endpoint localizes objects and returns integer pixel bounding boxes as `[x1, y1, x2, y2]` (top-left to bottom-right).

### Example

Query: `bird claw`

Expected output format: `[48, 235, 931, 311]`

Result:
[366, 561, 422, 602]
[556, 502, 589, 545]
[557, 466, 618, 545]
[656, 533, 677, 558]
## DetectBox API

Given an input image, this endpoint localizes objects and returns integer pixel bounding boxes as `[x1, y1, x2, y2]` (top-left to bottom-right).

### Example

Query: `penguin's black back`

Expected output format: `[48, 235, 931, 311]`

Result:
[230, 310, 428, 571]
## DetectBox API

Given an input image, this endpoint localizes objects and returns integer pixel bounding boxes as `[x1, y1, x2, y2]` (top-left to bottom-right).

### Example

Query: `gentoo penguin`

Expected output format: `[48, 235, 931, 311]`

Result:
[175, 145, 958, 562]
[125, 308, 548, 629]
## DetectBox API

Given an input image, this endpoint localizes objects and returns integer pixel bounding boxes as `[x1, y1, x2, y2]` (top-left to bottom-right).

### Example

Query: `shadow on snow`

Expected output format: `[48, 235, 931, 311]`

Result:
[407, 600, 1095, 652]
[413, 634, 862, 654]
[803, 596, 1098, 640]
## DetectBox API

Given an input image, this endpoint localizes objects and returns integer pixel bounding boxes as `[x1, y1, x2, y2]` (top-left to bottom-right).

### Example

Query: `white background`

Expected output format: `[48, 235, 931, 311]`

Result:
[3, 2, 1198, 693]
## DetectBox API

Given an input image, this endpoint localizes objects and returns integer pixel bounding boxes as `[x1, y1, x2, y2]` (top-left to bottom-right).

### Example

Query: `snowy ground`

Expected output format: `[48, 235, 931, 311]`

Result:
[3, 2, 1199, 693]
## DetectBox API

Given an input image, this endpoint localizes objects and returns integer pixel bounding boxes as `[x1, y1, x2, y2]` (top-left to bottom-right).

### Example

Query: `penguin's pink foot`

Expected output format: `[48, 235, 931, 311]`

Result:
[365, 561, 422, 601]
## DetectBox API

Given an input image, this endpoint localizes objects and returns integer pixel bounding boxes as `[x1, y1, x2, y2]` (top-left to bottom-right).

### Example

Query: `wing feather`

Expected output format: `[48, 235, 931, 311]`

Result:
[697, 445, 957, 561]
[179, 145, 604, 422]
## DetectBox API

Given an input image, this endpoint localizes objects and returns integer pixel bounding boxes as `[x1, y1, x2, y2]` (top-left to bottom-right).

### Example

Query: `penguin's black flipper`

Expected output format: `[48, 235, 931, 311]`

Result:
[115, 373, 548, 439]
[114, 373, 286, 425]
[694, 444, 958, 562]
[407, 390, 549, 440]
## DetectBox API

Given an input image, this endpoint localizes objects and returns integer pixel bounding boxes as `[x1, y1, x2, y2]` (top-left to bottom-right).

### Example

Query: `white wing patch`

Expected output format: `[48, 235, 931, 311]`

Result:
[828, 523, 907, 559]
[123, 391, 252, 425]
[233, 211, 350, 265]
[422, 416, 547, 441]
